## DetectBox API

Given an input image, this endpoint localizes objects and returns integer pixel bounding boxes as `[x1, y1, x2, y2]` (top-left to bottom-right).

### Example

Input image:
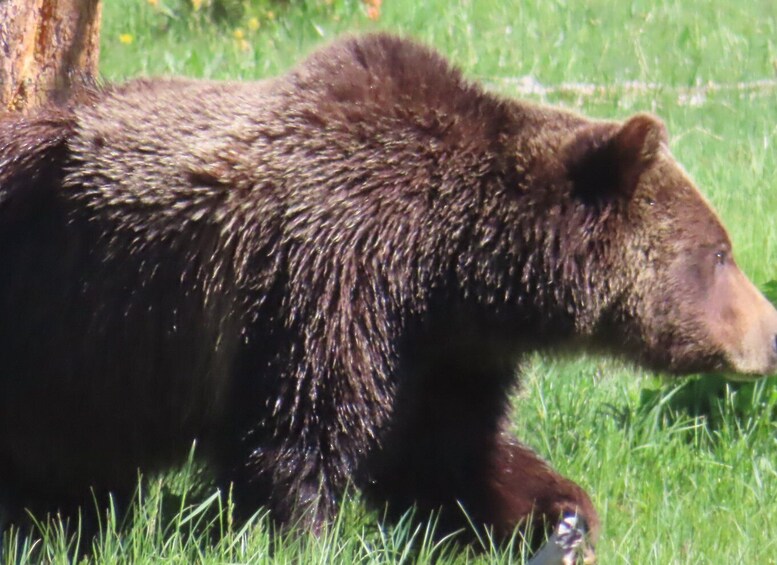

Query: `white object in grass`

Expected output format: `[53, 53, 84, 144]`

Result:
[527, 513, 594, 565]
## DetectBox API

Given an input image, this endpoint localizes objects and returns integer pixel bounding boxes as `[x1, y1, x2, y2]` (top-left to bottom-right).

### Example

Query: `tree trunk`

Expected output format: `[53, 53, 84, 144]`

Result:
[0, 0, 102, 112]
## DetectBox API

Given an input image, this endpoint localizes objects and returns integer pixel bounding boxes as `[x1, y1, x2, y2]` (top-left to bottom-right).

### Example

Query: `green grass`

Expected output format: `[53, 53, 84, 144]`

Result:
[5, 0, 777, 562]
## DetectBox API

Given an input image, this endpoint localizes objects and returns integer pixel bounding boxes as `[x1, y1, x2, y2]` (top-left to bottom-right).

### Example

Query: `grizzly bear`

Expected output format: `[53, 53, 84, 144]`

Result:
[1, 33, 777, 558]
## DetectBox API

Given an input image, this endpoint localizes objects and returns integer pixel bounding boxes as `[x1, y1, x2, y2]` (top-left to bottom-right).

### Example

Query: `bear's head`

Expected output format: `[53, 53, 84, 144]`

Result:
[560, 114, 777, 379]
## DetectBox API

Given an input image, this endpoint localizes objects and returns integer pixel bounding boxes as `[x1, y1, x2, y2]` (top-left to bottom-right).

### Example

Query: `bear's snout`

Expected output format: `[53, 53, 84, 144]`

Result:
[743, 300, 777, 376]
[711, 265, 777, 379]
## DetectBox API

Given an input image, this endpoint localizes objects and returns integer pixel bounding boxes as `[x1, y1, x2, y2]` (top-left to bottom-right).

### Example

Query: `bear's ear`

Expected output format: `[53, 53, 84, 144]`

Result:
[564, 113, 667, 205]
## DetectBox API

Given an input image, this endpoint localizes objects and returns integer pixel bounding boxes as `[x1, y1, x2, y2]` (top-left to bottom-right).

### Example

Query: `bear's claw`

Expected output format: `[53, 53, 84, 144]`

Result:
[527, 513, 596, 565]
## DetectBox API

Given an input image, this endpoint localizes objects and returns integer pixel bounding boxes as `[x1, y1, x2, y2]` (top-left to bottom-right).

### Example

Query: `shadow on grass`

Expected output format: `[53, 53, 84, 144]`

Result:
[603, 374, 777, 442]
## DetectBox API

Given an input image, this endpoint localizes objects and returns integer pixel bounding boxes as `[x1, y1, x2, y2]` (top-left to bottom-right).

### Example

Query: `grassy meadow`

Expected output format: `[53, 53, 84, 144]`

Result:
[5, 0, 777, 562]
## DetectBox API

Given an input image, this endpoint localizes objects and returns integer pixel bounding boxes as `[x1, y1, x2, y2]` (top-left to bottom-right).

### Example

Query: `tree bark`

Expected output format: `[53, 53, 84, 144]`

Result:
[0, 0, 102, 112]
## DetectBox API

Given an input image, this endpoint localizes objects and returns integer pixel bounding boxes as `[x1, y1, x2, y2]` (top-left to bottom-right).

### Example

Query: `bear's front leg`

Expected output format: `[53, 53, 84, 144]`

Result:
[485, 436, 599, 559]
[217, 438, 343, 532]
[369, 430, 598, 556]
[528, 512, 596, 565]
[364, 358, 598, 558]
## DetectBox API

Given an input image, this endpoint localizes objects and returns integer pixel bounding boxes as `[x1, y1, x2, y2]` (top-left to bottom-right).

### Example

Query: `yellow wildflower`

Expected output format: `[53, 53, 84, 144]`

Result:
[266, 10, 275, 21]
[192, 0, 202, 11]
[238, 39, 250, 52]
[233, 28, 245, 40]
[147, 0, 158, 7]
[119, 33, 134, 44]
[248, 17, 260, 32]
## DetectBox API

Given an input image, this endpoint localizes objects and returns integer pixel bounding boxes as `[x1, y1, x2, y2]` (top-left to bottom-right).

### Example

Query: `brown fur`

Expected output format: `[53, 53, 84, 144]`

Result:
[1, 33, 776, 551]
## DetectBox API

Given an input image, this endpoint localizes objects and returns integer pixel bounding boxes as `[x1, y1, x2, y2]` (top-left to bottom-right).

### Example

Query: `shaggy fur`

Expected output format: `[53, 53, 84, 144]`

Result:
[1, 33, 776, 550]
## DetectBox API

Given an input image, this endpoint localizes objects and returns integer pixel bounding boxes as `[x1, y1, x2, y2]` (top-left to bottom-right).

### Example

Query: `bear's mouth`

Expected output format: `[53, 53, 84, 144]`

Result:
[636, 341, 729, 378]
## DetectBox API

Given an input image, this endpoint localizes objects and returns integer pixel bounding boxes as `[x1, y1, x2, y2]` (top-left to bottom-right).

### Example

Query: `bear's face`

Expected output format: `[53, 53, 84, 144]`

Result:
[633, 152, 777, 378]
[563, 115, 777, 378]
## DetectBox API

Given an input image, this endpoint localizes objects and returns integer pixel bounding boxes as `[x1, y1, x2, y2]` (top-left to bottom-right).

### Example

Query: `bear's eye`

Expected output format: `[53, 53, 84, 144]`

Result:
[714, 250, 727, 266]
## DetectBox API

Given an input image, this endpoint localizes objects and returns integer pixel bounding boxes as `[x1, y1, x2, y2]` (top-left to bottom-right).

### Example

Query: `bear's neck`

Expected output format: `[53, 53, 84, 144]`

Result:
[428, 111, 619, 349]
